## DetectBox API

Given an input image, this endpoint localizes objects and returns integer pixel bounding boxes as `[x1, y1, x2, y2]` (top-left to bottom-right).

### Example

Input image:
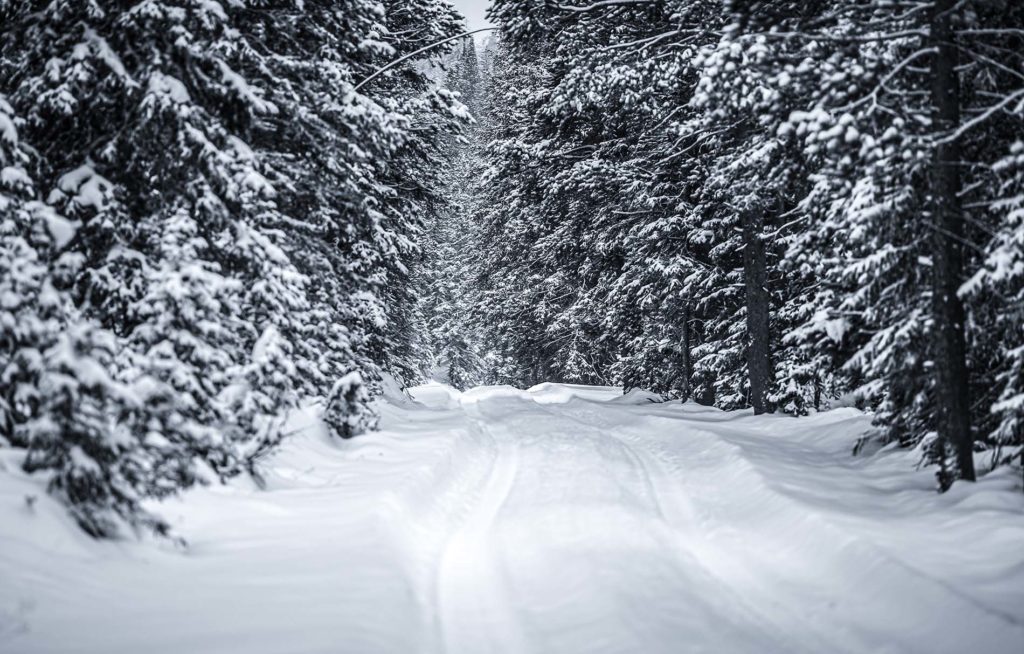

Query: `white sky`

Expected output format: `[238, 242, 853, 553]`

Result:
[451, 0, 493, 31]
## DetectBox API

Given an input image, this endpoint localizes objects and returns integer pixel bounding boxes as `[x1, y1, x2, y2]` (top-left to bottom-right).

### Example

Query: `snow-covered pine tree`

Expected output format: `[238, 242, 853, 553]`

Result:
[2, 0, 314, 482]
[767, 0, 1024, 484]
[1, 94, 185, 536]
[417, 36, 489, 389]
[0, 0, 468, 533]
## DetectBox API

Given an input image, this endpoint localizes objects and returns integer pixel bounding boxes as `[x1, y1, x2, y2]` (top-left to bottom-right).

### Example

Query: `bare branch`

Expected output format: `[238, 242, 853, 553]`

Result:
[937, 87, 1024, 145]
[354, 27, 497, 92]
[555, 0, 654, 13]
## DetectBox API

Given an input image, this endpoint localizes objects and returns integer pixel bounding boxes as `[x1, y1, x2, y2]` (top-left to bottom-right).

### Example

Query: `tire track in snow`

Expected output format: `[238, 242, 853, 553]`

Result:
[550, 398, 1024, 653]
[434, 401, 528, 654]
[609, 427, 860, 654]
[457, 393, 813, 653]
[526, 399, 840, 654]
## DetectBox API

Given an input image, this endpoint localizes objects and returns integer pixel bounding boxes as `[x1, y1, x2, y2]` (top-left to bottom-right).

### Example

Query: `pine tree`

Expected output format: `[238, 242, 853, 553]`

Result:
[479, 0, 1024, 485]
[417, 37, 489, 389]
[1, 94, 181, 536]
[0, 0, 468, 534]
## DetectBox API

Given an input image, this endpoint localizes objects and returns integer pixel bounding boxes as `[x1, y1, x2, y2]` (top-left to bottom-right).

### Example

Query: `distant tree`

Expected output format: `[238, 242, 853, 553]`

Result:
[417, 36, 489, 389]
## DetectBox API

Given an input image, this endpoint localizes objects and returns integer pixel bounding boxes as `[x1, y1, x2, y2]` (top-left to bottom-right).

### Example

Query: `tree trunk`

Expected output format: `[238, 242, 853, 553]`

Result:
[680, 297, 693, 400]
[929, 0, 975, 482]
[741, 204, 773, 414]
[813, 369, 822, 411]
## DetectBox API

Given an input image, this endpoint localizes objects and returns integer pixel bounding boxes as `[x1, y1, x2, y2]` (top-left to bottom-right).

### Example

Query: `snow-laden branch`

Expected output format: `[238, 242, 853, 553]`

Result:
[353, 27, 497, 92]
[937, 87, 1024, 145]
[750, 29, 927, 43]
[555, 0, 654, 13]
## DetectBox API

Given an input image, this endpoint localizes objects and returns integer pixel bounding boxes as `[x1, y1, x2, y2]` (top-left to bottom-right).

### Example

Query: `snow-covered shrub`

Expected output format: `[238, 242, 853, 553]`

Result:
[323, 372, 377, 440]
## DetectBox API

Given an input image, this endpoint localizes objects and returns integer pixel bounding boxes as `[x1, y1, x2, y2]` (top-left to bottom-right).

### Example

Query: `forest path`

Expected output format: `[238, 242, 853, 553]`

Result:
[412, 384, 1023, 654]
[2, 383, 1023, 653]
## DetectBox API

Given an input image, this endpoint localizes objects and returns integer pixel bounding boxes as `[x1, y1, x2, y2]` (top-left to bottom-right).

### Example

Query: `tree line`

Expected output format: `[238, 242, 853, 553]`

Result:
[473, 0, 1024, 487]
[0, 0, 466, 537]
[416, 35, 498, 389]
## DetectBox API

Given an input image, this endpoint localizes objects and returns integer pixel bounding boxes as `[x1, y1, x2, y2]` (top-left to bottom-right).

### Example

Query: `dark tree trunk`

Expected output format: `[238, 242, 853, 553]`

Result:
[741, 204, 773, 414]
[680, 298, 692, 401]
[813, 369, 822, 412]
[929, 0, 975, 482]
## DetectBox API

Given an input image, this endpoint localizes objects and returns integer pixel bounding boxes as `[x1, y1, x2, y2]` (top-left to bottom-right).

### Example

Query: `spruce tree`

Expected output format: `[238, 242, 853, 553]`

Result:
[0, 0, 468, 534]
[479, 0, 1024, 485]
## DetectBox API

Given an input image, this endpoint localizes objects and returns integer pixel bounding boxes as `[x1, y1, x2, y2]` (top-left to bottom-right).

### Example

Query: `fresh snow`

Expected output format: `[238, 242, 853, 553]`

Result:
[1, 382, 1023, 653]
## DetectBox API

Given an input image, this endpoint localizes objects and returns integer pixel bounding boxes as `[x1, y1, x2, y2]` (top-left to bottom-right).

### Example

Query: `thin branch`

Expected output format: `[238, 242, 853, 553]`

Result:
[555, 0, 654, 13]
[960, 28, 1024, 38]
[354, 27, 497, 92]
[600, 29, 681, 52]
[937, 87, 1024, 145]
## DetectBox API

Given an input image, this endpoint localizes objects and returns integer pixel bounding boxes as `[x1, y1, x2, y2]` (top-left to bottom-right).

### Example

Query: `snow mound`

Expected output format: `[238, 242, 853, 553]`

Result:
[407, 381, 462, 409]
[460, 384, 530, 404]
[526, 382, 623, 404]
[608, 388, 665, 404]
[378, 372, 423, 409]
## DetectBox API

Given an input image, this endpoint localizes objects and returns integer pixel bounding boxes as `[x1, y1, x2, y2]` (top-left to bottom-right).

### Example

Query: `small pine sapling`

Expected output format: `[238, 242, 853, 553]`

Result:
[323, 372, 377, 440]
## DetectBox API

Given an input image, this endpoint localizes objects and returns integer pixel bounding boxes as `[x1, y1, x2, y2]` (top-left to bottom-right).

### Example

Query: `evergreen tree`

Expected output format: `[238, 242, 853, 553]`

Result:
[1, 94, 180, 536]
[0, 0, 466, 535]
[417, 37, 489, 389]
[479, 0, 1024, 485]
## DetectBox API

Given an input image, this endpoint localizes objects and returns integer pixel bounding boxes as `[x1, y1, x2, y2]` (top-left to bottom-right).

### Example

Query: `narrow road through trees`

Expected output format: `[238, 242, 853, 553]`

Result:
[2, 383, 1022, 653]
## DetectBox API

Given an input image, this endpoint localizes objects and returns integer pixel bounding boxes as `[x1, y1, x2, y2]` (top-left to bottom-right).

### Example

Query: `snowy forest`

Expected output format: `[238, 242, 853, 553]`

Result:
[471, 0, 1024, 482]
[2, 1, 1024, 652]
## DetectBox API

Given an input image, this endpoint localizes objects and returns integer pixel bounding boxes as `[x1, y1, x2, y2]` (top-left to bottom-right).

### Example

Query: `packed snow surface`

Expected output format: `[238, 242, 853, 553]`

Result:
[2, 382, 1023, 653]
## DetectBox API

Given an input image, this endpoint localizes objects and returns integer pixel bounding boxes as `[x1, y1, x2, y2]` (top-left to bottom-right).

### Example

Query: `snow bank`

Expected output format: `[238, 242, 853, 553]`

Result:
[526, 382, 623, 404]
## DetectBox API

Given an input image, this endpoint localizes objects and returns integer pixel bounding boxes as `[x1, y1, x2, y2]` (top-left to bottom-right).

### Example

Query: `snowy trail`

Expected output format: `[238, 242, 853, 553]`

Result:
[2, 383, 1023, 653]
[436, 404, 525, 654]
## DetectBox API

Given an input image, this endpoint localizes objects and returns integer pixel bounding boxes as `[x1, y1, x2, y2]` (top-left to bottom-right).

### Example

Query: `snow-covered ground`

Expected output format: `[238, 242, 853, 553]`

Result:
[2, 382, 1023, 653]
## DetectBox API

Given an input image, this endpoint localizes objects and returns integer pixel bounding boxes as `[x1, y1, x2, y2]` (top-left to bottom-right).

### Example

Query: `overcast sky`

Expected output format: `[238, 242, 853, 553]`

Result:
[451, 0, 493, 31]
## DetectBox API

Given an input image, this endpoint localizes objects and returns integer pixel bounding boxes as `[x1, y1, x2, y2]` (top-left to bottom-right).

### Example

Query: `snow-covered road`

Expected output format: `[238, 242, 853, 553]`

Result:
[2, 382, 1023, 653]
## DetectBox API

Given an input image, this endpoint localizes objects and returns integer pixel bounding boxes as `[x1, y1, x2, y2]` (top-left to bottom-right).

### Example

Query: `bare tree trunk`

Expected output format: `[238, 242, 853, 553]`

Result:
[697, 373, 716, 407]
[813, 369, 822, 411]
[680, 297, 692, 401]
[929, 0, 975, 482]
[741, 204, 773, 414]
